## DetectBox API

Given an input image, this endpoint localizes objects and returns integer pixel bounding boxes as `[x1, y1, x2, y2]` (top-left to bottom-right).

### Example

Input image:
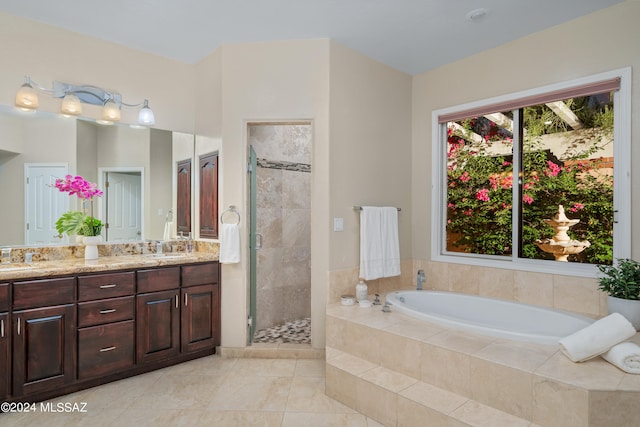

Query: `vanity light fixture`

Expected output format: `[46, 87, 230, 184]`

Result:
[15, 76, 39, 111]
[102, 98, 121, 123]
[60, 92, 83, 116]
[138, 99, 155, 126]
[14, 75, 155, 126]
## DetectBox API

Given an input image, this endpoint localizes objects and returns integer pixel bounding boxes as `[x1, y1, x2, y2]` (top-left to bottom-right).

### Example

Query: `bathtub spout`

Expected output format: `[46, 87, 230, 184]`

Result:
[417, 269, 426, 290]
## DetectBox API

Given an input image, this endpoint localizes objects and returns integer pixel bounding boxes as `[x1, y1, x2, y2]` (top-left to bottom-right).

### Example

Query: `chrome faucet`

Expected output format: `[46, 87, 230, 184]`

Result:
[417, 269, 426, 290]
[382, 302, 392, 313]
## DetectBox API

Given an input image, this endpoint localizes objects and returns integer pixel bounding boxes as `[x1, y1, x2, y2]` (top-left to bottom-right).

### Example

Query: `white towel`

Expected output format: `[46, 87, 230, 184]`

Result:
[559, 312, 636, 362]
[359, 206, 401, 280]
[602, 341, 640, 374]
[219, 223, 240, 264]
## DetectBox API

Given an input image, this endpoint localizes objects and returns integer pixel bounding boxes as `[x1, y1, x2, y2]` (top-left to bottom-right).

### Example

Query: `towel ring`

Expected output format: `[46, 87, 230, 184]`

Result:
[221, 205, 241, 225]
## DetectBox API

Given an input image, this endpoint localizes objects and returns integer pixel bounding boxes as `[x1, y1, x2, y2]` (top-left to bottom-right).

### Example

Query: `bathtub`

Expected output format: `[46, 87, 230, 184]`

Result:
[385, 290, 594, 345]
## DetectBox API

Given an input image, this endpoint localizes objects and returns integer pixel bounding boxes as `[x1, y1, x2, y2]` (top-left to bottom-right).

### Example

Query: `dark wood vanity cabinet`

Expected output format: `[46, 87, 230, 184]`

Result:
[136, 263, 220, 362]
[181, 262, 220, 353]
[77, 272, 136, 380]
[3, 260, 220, 403]
[11, 277, 76, 397]
[0, 283, 9, 401]
[136, 267, 181, 364]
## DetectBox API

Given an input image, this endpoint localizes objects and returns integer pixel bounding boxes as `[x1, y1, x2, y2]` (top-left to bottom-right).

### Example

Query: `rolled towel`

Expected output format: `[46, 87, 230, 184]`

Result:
[559, 312, 636, 362]
[602, 342, 640, 374]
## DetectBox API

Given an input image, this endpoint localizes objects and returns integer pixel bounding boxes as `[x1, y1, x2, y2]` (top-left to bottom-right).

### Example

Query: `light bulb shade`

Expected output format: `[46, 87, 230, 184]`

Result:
[138, 101, 155, 126]
[102, 99, 121, 122]
[61, 93, 82, 116]
[15, 83, 39, 110]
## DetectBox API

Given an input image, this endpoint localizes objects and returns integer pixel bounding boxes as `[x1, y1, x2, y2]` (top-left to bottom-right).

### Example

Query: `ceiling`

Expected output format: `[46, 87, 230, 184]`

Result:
[0, 0, 624, 75]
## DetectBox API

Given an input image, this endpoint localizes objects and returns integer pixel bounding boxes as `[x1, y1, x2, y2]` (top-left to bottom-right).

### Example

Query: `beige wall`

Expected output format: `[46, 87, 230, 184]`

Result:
[0, 12, 195, 133]
[149, 129, 173, 240]
[198, 39, 331, 348]
[412, 2, 640, 315]
[328, 41, 413, 271]
[0, 114, 76, 245]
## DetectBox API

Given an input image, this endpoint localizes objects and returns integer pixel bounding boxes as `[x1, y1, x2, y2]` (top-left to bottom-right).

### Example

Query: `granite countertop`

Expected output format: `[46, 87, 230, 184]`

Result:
[0, 252, 219, 281]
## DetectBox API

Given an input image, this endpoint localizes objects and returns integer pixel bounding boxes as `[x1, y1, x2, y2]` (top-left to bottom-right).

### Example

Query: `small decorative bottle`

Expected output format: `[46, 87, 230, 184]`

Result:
[187, 232, 194, 253]
[356, 280, 368, 302]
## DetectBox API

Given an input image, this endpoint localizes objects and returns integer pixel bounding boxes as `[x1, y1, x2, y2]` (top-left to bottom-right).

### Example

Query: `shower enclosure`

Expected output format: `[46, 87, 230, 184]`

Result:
[248, 122, 312, 344]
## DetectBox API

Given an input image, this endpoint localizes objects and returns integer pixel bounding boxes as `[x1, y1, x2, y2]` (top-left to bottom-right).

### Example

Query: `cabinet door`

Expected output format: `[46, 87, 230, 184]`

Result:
[199, 152, 219, 239]
[12, 304, 76, 397]
[136, 290, 180, 364]
[181, 284, 218, 353]
[176, 159, 191, 235]
[0, 312, 8, 401]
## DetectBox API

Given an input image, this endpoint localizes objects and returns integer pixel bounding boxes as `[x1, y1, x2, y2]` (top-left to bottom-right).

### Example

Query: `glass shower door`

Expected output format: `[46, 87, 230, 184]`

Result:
[248, 145, 257, 343]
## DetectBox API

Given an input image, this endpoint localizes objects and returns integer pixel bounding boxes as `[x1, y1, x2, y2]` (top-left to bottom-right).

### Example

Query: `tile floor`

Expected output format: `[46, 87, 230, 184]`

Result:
[1, 355, 383, 427]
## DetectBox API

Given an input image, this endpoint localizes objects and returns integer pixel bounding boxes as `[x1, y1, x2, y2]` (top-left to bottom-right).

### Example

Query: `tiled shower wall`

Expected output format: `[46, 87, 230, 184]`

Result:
[249, 124, 312, 331]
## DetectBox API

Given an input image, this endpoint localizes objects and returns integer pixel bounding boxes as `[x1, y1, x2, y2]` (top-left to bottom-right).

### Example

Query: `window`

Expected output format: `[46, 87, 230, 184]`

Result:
[432, 69, 631, 276]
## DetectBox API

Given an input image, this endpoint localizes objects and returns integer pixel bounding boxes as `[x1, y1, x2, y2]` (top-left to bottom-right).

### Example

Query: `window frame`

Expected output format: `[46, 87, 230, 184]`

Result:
[431, 68, 631, 277]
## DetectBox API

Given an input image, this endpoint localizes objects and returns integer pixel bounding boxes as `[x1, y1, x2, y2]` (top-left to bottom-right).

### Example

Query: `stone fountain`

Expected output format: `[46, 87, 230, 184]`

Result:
[535, 205, 590, 262]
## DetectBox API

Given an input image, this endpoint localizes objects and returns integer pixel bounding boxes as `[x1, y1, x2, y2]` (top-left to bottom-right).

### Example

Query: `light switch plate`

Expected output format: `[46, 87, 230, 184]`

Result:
[333, 217, 344, 232]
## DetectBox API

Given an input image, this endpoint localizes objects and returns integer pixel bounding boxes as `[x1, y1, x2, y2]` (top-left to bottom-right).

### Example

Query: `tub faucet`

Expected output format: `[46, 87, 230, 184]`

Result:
[382, 302, 392, 313]
[417, 269, 426, 290]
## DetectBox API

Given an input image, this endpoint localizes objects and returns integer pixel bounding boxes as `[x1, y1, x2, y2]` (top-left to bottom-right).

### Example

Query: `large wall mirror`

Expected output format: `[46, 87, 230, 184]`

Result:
[0, 104, 197, 246]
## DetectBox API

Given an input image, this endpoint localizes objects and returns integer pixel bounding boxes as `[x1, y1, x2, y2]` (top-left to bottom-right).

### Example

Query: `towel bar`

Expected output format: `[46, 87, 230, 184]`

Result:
[353, 206, 401, 211]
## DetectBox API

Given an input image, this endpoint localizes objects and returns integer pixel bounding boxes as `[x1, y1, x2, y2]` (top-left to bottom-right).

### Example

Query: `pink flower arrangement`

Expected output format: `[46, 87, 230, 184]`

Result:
[54, 175, 103, 237]
[54, 175, 103, 199]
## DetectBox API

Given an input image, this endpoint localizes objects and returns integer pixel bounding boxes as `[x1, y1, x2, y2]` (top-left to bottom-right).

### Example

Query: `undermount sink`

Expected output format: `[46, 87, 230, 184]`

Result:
[146, 253, 190, 259]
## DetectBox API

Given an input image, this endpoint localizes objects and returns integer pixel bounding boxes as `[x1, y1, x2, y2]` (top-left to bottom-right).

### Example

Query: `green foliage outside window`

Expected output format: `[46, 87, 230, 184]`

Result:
[445, 97, 614, 265]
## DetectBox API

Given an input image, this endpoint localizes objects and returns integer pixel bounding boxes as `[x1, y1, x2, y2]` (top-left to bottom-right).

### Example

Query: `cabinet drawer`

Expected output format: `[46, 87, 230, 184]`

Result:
[78, 296, 135, 327]
[182, 262, 219, 287]
[0, 283, 8, 312]
[13, 277, 75, 310]
[78, 272, 135, 301]
[137, 267, 180, 293]
[78, 320, 134, 380]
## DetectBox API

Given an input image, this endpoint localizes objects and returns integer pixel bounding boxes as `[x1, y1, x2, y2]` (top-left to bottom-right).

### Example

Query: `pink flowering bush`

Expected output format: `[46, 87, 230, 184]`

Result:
[446, 122, 614, 264]
[54, 175, 104, 237]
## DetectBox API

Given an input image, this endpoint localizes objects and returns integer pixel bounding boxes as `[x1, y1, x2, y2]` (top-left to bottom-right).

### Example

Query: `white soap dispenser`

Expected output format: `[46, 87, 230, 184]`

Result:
[356, 280, 368, 302]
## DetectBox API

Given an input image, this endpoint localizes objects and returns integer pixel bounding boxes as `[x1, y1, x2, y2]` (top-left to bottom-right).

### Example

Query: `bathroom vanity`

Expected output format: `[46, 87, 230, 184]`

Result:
[0, 254, 220, 404]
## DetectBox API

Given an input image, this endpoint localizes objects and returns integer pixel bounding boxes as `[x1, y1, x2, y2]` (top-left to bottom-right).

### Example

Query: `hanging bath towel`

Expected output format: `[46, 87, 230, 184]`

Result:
[359, 206, 401, 280]
[219, 223, 240, 264]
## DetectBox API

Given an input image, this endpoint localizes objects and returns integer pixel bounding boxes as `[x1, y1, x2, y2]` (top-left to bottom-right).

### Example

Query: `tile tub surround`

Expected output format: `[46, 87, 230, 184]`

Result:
[325, 303, 640, 427]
